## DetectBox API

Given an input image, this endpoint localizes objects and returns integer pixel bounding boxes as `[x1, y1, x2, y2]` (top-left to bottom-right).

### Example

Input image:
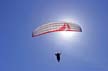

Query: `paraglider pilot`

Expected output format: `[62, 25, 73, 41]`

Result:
[55, 52, 61, 62]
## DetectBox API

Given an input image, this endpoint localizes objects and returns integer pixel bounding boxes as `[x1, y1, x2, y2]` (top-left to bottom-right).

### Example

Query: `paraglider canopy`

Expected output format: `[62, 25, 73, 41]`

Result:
[32, 22, 82, 37]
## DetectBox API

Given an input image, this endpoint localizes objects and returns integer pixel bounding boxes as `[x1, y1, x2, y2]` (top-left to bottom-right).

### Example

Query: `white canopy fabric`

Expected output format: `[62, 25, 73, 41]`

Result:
[32, 22, 82, 37]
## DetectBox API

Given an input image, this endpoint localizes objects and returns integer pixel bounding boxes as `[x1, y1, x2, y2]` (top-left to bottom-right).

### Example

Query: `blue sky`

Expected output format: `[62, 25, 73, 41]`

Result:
[0, 0, 108, 71]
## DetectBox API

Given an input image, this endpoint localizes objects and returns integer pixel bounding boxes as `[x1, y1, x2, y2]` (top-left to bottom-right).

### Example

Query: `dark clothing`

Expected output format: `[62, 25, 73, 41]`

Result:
[55, 53, 61, 62]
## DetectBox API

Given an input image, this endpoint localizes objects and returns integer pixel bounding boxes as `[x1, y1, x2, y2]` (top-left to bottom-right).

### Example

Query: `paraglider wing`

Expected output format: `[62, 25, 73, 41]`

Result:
[32, 22, 82, 37]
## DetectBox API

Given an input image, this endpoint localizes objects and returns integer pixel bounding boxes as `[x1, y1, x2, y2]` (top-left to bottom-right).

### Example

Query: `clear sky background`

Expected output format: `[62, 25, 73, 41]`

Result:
[0, 0, 108, 71]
